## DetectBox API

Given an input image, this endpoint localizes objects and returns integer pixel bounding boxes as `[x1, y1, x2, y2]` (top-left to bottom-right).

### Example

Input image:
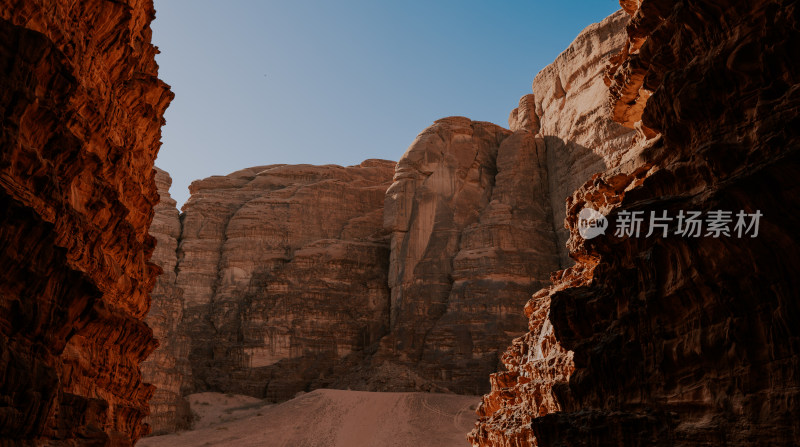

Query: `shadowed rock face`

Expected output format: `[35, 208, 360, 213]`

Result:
[0, 0, 172, 445]
[169, 161, 396, 402]
[473, 1, 800, 446]
[142, 168, 192, 435]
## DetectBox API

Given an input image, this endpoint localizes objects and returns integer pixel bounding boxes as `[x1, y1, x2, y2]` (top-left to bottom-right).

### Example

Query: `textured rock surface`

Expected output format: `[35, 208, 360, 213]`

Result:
[525, 9, 636, 266]
[474, 1, 800, 446]
[141, 168, 192, 435]
[145, 9, 639, 431]
[173, 161, 396, 401]
[378, 116, 561, 394]
[470, 11, 634, 446]
[0, 0, 171, 444]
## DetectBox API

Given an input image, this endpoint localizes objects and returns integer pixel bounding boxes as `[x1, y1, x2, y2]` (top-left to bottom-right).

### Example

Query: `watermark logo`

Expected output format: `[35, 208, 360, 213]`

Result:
[577, 208, 763, 240]
[578, 207, 608, 240]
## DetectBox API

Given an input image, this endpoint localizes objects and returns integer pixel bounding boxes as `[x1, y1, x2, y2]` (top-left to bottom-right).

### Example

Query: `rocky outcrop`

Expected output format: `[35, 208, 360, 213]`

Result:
[473, 1, 800, 446]
[171, 161, 396, 401]
[0, 0, 172, 445]
[376, 116, 561, 394]
[470, 11, 635, 446]
[526, 10, 636, 266]
[141, 168, 191, 435]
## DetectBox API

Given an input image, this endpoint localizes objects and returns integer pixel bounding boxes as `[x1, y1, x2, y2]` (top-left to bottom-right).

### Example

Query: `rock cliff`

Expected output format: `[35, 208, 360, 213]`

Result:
[525, 10, 636, 266]
[0, 0, 172, 445]
[473, 1, 800, 446]
[171, 161, 396, 401]
[376, 116, 561, 394]
[470, 10, 635, 446]
[141, 168, 191, 435]
[144, 8, 637, 433]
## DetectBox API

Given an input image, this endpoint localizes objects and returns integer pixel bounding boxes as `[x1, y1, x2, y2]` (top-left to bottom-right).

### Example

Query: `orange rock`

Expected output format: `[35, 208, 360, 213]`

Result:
[0, 0, 171, 444]
[473, 0, 800, 445]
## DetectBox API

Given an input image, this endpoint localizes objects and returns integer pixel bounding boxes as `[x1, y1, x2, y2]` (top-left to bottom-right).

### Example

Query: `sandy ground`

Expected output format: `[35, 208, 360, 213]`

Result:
[138, 389, 480, 447]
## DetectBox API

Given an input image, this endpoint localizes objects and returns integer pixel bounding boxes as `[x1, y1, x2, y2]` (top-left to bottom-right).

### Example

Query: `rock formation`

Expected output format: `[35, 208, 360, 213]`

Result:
[525, 10, 636, 266]
[171, 161, 396, 401]
[376, 116, 561, 394]
[143, 8, 638, 435]
[0, 0, 172, 444]
[142, 168, 192, 435]
[473, 1, 800, 446]
[469, 10, 635, 445]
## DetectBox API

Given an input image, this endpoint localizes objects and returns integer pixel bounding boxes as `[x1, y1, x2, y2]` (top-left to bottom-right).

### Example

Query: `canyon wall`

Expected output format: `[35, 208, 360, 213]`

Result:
[170, 161, 396, 401]
[473, 0, 800, 446]
[526, 10, 636, 266]
[141, 168, 191, 435]
[144, 9, 638, 434]
[375, 116, 561, 394]
[0, 0, 172, 445]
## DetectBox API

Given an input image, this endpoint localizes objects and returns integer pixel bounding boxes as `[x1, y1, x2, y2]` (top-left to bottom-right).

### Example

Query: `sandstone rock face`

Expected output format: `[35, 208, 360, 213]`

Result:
[0, 0, 172, 444]
[525, 9, 636, 267]
[379, 116, 561, 394]
[173, 161, 396, 401]
[144, 9, 638, 433]
[474, 1, 800, 446]
[469, 11, 635, 446]
[142, 168, 192, 435]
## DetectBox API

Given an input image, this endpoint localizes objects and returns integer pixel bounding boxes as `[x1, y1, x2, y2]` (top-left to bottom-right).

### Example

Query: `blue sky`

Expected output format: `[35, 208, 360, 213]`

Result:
[151, 0, 621, 207]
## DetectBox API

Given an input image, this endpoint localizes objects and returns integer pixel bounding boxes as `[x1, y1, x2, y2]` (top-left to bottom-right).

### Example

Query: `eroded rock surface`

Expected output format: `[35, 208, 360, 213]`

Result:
[474, 1, 800, 446]
[526, 9, 636, 266]
[142, 168, 192, 435]
[174, 161, 396, 401]
[376, 116, 561, 394]
[0, 0, 172, 444]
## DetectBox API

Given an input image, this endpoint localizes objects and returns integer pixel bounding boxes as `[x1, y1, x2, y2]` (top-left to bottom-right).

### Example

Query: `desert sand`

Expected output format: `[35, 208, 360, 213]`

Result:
[138, 389, 480, 447]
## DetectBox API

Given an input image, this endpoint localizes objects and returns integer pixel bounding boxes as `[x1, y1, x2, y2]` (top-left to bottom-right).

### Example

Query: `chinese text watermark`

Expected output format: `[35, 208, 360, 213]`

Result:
[578, 208, 762, 240]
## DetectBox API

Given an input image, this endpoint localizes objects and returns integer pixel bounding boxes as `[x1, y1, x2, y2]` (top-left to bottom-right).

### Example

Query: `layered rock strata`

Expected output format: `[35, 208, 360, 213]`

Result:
[141, 168, 191, 435]
[473, 0, 800, 446]
[173, 161, 396, 401]
[376, 116, 561, 394]
[144, 8, 637, 433]
[0, 0, 172, 444]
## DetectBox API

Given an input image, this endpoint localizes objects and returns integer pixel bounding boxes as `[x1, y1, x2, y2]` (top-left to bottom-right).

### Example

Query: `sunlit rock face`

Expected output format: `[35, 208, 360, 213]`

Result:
[526, 10, 636, 267]
[376, 116, 562, 394]
[469, 10, 636, 446]
[0, 0, 172, 444]
[473, 1, 800, 446]
[144, 11, 639, 432]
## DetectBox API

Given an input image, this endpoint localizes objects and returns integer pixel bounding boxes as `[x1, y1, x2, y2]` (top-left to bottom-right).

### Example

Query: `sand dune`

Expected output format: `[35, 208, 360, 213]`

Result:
[138, 390, 480, 447]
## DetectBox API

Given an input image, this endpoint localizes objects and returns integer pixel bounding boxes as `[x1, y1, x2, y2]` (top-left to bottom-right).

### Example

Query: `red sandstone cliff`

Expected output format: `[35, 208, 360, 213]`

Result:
[0, 0, 172, 444]
[472, 1, 800, 446]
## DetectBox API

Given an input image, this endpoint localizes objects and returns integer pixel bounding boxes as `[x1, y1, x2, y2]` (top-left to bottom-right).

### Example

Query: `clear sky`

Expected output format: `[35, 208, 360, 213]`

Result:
[151, 0, 621, 207]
